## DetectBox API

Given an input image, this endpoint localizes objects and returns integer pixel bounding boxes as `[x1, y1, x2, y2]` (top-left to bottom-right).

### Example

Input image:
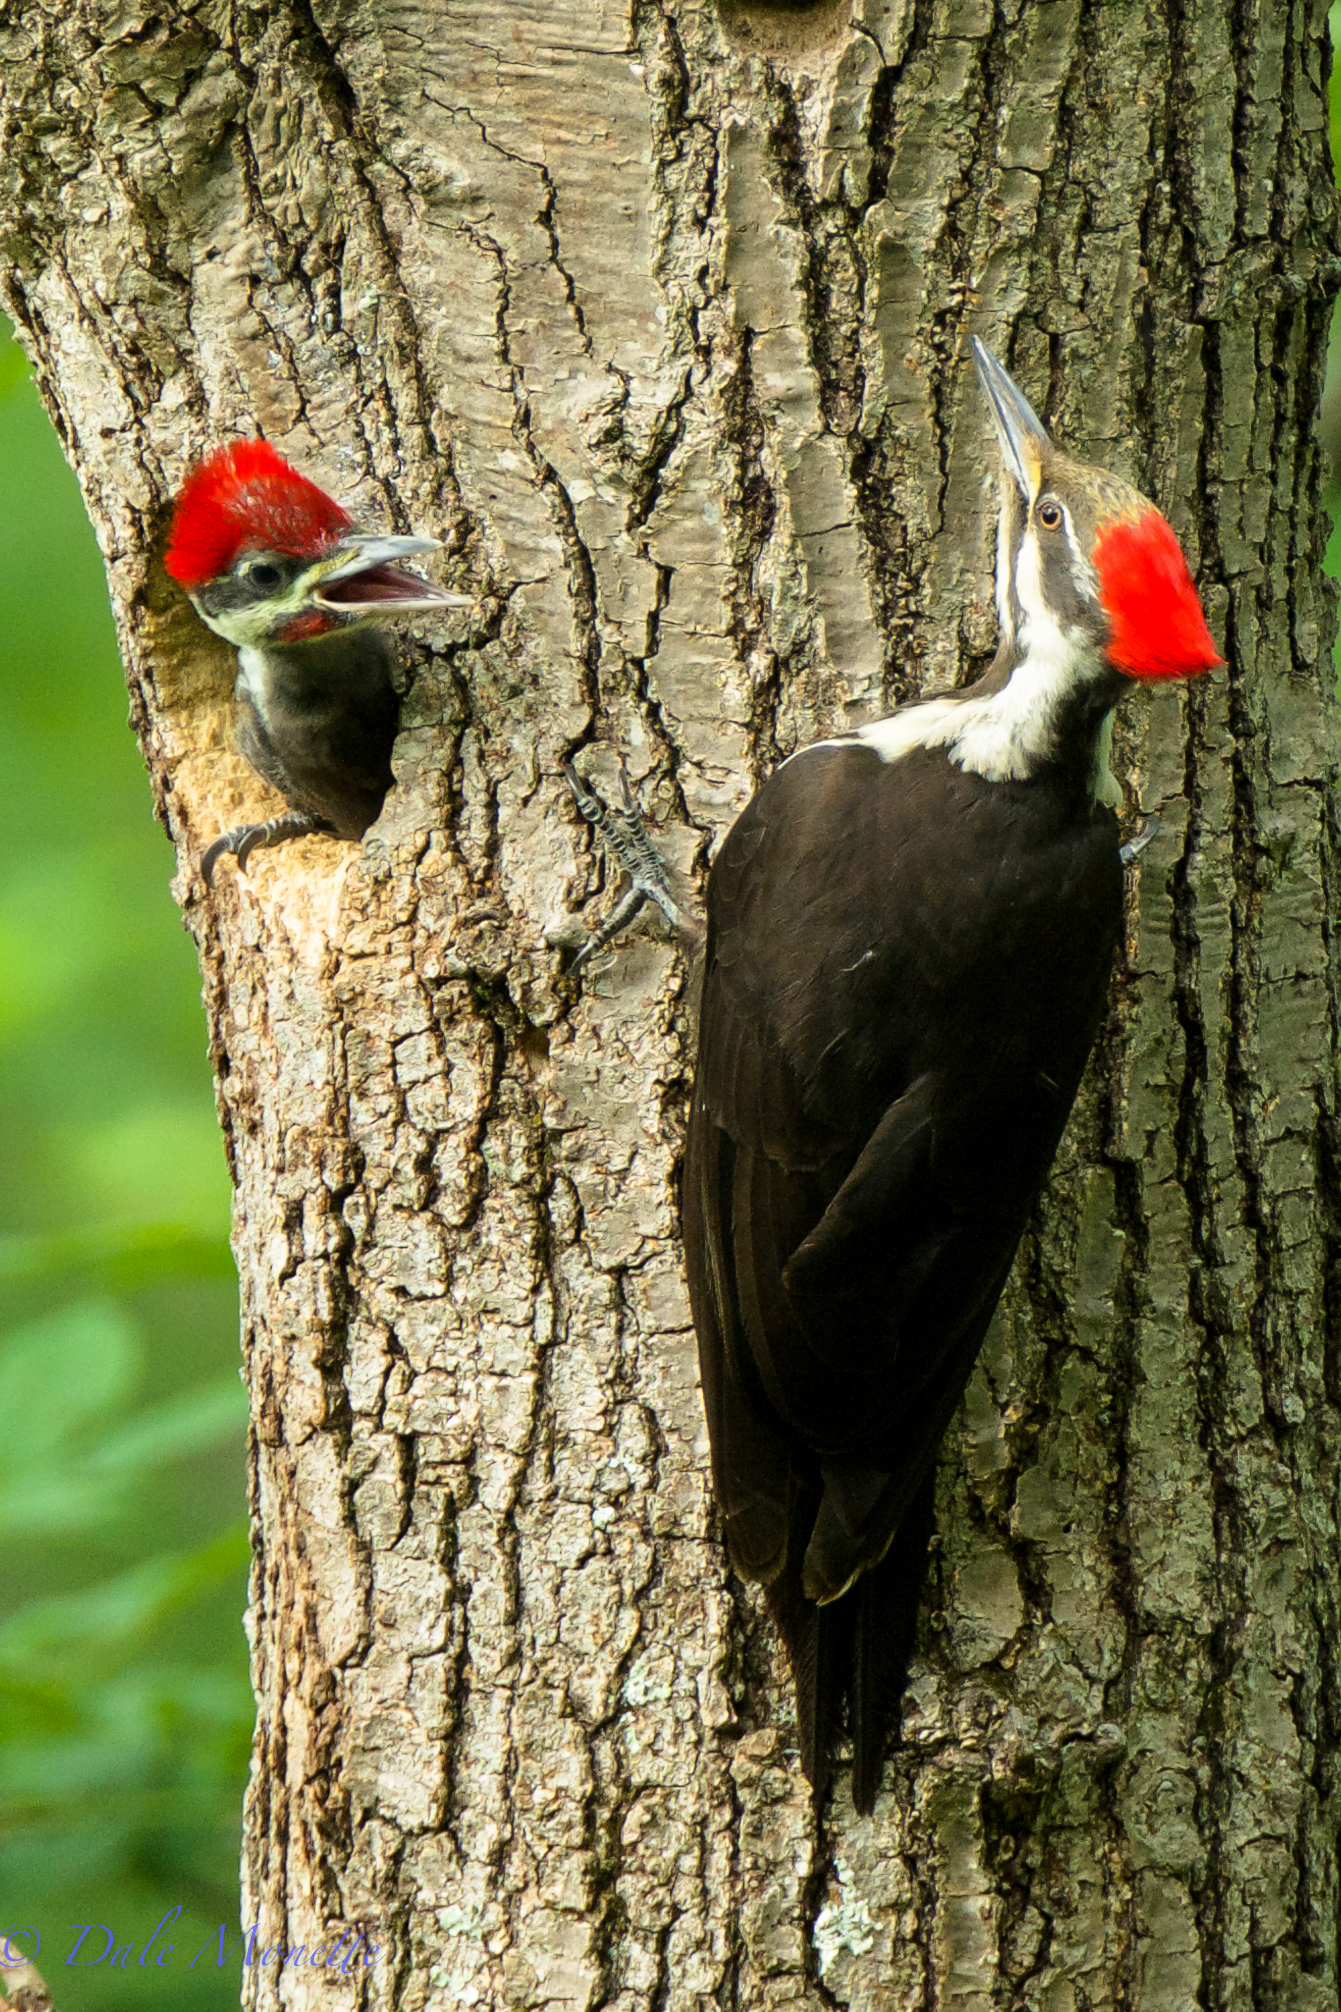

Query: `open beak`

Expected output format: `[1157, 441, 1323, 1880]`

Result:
[971, 337, 1051, 503]
[308, 534, 474, 613]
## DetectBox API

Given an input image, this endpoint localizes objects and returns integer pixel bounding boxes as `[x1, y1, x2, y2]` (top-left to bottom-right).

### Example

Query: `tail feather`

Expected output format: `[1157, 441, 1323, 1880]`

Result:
[764, 1481, 845, 1793]
[766, 1473, 935, 1813]
[850, 1475, 936, 1814]
[763, 1590, 851, 1799]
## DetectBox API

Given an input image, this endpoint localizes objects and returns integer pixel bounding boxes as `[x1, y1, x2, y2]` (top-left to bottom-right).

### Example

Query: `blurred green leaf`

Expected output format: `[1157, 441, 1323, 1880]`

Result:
[0, 317, 27, 404]
[0, 1669, 81, 1741]
[89, 1379, 247, 1475]
[0, 1222, 233, 1286]
[0, 1525, 250, 1670]
[0, 343, 27, 403]
[1, 1373, 247, 1539]
[0, 1299, 139, 1459]
[63, 1105, 232, 1236]
[0, 1467, 129, 1541]
[0, 1659, 251, 1921]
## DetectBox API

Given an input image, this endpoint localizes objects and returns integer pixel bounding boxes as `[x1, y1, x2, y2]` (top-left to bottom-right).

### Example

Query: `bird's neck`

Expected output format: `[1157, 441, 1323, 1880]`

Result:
[238, 625, 396, 706]
[953, 624, 1127, 801]
[856, 624, 1125, 806]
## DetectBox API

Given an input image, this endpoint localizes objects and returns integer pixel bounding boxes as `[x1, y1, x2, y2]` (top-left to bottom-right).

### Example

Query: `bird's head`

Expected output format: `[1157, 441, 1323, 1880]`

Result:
[972, 338, 1221, 684]
[165, 439, 470, 649]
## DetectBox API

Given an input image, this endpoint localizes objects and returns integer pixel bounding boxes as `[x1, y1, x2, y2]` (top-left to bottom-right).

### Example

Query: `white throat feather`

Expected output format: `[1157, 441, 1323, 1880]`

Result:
[796, 530, 1120, 807]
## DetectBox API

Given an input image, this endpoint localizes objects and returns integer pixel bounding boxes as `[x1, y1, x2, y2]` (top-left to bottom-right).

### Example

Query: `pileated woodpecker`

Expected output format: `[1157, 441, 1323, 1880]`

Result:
[165, 440, 469, 882]
[681, 339, 1221, 1812]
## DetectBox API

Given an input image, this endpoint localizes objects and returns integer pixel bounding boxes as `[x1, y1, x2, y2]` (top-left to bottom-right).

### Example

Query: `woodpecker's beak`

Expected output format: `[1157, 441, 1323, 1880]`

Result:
[308, 534, 474, 612]
[972, 338, 1051, 504]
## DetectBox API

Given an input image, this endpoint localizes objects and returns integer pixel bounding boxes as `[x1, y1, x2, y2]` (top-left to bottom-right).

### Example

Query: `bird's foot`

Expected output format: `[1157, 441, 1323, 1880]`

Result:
[564, 758, 687, 972]
[1119, 811, 1161, 865]
[203, 811, 330, 886]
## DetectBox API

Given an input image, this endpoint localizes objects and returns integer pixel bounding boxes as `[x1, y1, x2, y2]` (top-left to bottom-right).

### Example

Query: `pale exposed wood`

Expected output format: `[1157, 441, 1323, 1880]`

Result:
[0, 1951, 57, 2012]
[2, 0, 1340, 2004]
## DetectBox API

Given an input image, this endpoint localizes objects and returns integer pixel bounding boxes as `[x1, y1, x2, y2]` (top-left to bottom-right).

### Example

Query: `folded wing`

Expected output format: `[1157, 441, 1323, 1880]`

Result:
[682, 740, 1122, 1804]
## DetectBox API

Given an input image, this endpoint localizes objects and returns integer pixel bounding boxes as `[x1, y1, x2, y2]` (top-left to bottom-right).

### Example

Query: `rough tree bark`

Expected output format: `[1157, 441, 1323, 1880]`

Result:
[3, 0, 1340, 2004]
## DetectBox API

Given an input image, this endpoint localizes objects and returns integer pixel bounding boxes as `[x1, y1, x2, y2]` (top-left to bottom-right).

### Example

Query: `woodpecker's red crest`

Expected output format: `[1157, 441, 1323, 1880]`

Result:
[973, 338, 1221, 694]
[167, 439, 472, 884]
[166, 439, 351, 589]
[1092, 509, 1222, 681]
[677, 339, 1225, 1814]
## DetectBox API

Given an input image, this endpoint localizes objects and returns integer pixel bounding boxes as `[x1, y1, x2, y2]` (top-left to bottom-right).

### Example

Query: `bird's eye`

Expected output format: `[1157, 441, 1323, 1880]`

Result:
[245, 559, 282, 589]
[1038, 501, 1064, 531]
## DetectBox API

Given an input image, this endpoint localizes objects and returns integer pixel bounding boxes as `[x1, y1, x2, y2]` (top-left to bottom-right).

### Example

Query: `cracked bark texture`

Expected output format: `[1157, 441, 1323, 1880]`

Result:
[2, 0, 1340, 2004]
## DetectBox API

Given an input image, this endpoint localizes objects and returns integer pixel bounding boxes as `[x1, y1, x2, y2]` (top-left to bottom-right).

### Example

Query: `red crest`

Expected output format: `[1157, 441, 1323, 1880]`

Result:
[1093, 509, 1222, 681]
[165, 440, 351, 590]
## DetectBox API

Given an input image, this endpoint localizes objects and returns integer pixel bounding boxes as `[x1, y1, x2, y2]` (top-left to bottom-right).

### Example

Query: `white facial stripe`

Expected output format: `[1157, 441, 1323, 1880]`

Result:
[790, 526, 1112, 797]
[1055, 501, 1099, 602]
[1014, 525, 1051, 630]
[995, 497, 1015, 644]
[942, 528, 1073, 779]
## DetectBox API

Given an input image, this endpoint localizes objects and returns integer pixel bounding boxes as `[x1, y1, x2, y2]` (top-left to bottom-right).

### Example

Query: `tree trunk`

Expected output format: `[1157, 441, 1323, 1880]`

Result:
[3, 0, 1340, 2003]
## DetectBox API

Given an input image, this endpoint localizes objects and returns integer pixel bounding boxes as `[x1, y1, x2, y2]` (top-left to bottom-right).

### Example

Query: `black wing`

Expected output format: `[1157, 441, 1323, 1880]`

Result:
[682, 741, 1122, 1804]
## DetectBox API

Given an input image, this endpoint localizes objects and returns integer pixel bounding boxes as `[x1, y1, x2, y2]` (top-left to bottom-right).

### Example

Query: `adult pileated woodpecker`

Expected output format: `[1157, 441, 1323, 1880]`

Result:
[165, 440, 469, 882]
[681, 339, 1221, 1813]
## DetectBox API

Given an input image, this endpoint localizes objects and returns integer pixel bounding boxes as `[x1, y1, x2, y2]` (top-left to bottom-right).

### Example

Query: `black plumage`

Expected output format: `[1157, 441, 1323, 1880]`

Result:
[230, 628, 403, 843]
[682, 739, 1123, 1809]
[673, 337, 1219, 1809]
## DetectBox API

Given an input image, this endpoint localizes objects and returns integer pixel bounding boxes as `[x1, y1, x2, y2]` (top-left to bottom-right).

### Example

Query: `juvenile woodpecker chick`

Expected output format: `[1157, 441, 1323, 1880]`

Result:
[682, 338, 1221, 1813]
[165, 440, 469, 882]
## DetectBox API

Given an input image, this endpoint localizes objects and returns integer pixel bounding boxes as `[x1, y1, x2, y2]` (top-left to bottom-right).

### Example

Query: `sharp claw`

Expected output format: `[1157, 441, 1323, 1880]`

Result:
[232, 827, 266, 873]
[202, 812, 326, 886]
[201, 834, 233, 887]
[1120, 811, 1161, 865]
[563, 762, 600, 822]
[563, 760, 685, 970]
[569, 888, 649, 973]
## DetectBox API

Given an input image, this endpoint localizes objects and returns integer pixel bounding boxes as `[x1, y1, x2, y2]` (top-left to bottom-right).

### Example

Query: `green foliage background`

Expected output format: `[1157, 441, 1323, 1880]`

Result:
[0, 318, 250, 2007]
